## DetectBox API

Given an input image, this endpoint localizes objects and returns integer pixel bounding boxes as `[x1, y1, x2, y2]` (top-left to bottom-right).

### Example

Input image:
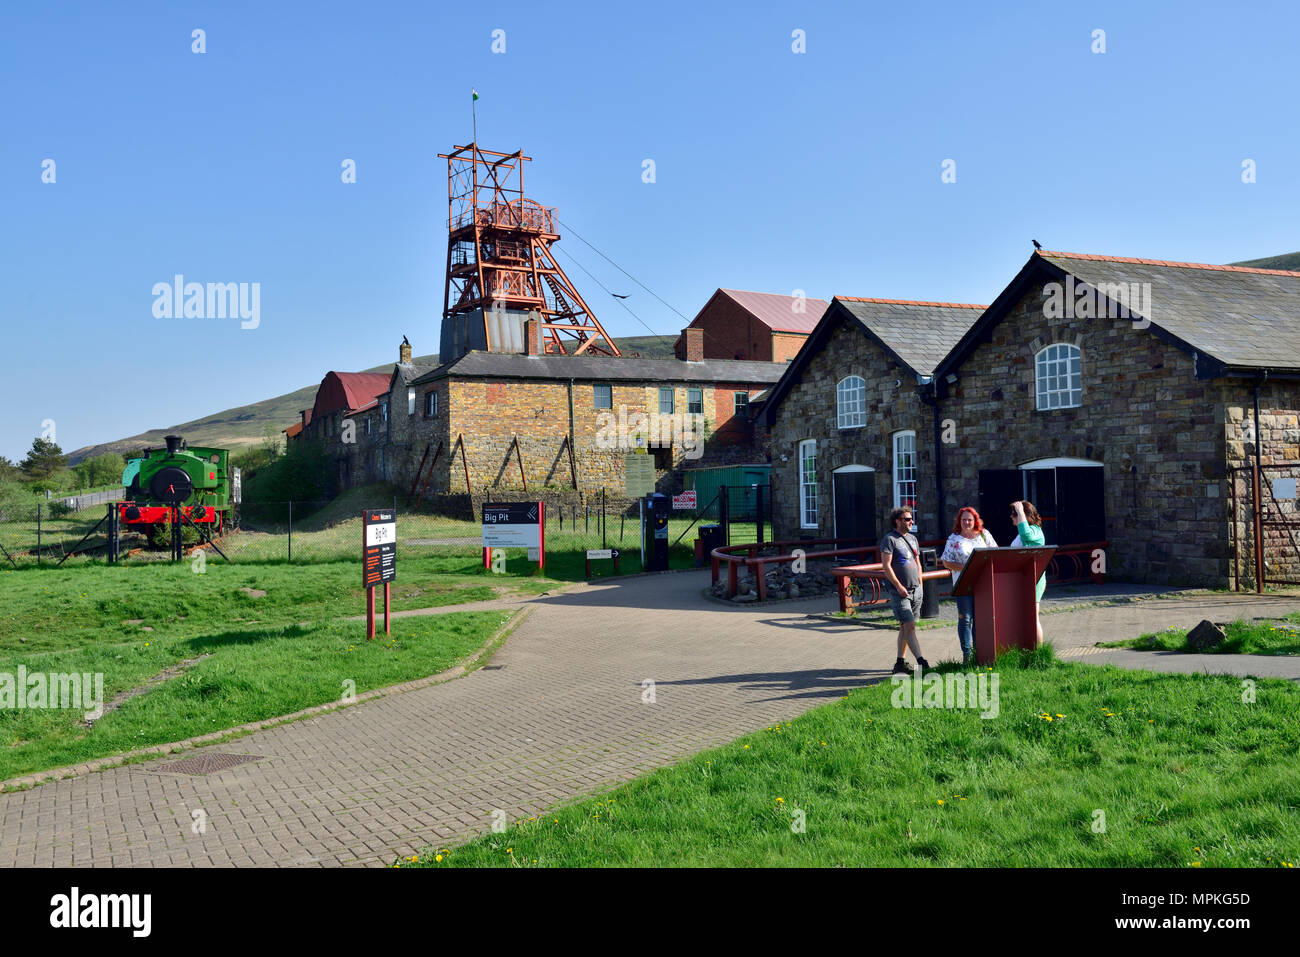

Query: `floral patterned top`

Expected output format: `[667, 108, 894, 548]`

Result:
[941, 529, 998, 586]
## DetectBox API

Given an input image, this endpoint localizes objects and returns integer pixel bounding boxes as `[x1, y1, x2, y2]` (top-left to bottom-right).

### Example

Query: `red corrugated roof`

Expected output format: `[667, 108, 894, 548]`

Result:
[283, 422, 303, 438]
[716, 289, 829, 333]
[311, 371, 392, 419]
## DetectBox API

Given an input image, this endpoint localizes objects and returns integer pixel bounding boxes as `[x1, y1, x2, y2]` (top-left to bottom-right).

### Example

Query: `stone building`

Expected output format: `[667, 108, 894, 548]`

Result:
[296, 328, 784, 499]
[765, 249, 1300, 587]
[763, 297, 982, 542]
[397, 334, 784, 496]
[674, 289, 828, 363]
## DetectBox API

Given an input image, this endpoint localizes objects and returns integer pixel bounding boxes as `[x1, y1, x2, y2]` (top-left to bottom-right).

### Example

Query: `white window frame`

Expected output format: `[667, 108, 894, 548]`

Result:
[837, 375, 867, 429]
[892, 430, 916, 510]
[799, 439, 818, 529]
[425, 391, 438, 417]
[407, 388, 416, 415]
[1035, 343, 1083, 410]
[733, 391, 750, 417]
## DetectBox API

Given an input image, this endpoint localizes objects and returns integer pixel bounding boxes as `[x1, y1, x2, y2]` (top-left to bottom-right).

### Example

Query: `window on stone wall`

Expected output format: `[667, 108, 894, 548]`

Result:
[893, 431, 916, 510]
[1035, 343, 1083, 410]
[407, 388, 415, 415]
[659, 387, 674, 415]
[734, 392, 750, 418]
[424, 391, 438, 417]
[594, 384, 612, 409]
[365, 416, 372, 436]
[800, 439, 818, 528]
[837, 376, 867, 429]
[688, 388, 703, 414]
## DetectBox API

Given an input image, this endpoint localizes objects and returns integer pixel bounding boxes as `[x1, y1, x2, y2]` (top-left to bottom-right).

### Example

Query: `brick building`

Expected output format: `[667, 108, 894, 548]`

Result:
[674, 289, 828, 363]
[765, 249, 1300, 587]
[397, 342, 784, 495]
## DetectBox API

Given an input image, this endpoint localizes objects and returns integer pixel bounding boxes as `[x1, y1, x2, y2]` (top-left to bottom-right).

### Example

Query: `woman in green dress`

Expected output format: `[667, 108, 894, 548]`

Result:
[1010, 500, 1045, 646]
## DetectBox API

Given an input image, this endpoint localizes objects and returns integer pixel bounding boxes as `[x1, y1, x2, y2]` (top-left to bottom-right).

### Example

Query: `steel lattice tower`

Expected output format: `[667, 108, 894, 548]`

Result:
[439, 143, 620, 358]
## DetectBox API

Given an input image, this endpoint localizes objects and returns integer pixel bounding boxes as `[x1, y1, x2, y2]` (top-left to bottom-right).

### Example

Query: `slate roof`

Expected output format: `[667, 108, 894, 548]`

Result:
[409, 351, 787, 387]
[760, 297, 984, 426]
[933, 251, 1300, 382]
[837, 297, 985, 378]
[1037, 251, 1300, 371]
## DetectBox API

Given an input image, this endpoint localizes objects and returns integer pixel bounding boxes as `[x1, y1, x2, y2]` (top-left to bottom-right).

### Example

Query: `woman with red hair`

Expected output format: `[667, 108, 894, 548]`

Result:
[940, 506, 998, 663]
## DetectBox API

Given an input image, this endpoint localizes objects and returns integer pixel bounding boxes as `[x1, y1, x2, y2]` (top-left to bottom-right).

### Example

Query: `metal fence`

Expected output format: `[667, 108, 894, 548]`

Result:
[1231, 463, 1300, 590]
[0, 485, 773, 571]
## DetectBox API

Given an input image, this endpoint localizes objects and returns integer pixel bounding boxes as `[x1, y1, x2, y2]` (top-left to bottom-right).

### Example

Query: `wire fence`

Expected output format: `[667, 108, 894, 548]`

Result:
[0, 486, 774, 575]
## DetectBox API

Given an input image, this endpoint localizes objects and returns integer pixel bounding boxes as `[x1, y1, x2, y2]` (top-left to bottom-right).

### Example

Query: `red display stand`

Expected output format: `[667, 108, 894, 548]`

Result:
[953, 547, 1055, 665]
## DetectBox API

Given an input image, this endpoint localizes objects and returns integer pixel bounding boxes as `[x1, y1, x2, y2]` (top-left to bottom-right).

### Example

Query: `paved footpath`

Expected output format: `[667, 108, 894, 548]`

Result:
[2, 573, 1298, 867]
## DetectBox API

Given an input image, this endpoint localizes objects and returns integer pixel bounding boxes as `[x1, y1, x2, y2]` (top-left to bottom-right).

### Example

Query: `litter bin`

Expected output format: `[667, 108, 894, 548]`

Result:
[920, 547, 940, 619]
[699, 524, 723, 559]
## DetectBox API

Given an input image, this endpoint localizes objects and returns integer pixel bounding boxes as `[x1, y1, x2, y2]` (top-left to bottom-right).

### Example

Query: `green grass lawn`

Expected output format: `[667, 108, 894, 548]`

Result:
[0, 612, 510, 781]
[403, 649, 1300, 868]
[1102, 616, 1300, 656]
[0, 556, 545, 780]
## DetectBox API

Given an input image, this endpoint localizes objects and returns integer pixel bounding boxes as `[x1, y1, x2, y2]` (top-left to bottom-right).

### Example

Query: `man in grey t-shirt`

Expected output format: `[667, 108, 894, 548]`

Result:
[880, 506, 931, 675]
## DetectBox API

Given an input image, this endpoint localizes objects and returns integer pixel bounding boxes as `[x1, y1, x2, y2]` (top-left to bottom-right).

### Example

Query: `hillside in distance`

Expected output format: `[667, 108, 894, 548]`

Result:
[67, 334, 678, 463]
[1231, 251, 1300, 271]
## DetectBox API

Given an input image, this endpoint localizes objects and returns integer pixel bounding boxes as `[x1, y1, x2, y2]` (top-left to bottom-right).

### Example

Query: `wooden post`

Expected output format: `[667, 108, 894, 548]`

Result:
[384, 582, 391, 635]
[366, 586, 375, 640]
[513, 435, 528, 492]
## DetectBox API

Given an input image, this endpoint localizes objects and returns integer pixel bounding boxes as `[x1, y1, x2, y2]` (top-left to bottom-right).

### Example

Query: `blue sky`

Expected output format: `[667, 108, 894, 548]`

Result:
[3, 0, 1298, 460]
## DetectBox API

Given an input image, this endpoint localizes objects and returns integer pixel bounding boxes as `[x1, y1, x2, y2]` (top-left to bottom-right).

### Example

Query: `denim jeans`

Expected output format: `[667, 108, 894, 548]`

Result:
[955, 594, 976, 660]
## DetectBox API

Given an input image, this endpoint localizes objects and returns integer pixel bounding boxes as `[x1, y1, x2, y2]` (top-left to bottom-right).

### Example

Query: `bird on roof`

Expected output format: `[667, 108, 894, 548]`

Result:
[612, 293, 630, 299]
[402, 334, 410, 345]
[1032, 239, 1043, 250]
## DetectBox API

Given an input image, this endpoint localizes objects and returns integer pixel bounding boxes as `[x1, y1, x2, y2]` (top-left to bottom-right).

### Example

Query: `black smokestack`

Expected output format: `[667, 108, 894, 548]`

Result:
[164, 435, 183, 455]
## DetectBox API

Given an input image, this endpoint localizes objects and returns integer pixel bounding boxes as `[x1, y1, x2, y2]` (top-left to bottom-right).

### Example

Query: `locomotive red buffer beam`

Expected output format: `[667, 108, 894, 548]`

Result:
[118, 503, 219, 524]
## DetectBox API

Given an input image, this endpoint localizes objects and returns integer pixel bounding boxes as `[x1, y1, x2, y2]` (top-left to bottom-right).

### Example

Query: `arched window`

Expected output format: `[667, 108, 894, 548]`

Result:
[1035, 343, 1082, 410]
[837, 376, 866, 429]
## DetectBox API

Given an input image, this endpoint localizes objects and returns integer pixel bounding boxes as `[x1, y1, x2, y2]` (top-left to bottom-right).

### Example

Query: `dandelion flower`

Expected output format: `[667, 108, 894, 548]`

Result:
[938, 799, 945, 805]
[435, 854, 443, 862]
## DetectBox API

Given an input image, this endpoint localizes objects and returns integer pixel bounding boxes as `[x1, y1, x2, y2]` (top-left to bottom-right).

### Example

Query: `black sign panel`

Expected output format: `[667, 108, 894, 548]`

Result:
[363, 508, 396, 588]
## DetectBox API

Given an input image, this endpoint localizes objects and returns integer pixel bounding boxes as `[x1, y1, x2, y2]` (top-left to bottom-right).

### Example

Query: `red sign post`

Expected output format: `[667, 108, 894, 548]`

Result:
[362, 508, 396, 639]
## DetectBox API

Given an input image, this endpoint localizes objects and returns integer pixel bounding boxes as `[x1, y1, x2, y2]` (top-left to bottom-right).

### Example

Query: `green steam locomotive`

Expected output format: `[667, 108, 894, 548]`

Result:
[119, 435, 240, 534]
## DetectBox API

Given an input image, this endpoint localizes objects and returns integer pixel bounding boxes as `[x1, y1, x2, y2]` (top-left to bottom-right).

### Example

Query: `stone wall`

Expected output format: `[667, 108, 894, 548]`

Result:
[1220, 380, 1300, 586]
[939, 286, 1228, 585]
[769, 315, 935, 541]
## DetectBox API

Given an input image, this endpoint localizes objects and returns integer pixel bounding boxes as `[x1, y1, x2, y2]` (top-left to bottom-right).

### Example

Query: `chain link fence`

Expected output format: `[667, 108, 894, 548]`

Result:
[0, 485, 774, 575]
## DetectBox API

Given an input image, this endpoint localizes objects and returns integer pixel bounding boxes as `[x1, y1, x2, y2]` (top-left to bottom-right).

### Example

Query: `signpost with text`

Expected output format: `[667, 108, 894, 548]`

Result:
[362, 508, 396, 639]
[482, 501, 545, 572]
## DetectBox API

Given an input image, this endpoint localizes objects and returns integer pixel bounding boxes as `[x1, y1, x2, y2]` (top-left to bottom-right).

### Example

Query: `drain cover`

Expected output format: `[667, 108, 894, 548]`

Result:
[150, 752, 263, 775]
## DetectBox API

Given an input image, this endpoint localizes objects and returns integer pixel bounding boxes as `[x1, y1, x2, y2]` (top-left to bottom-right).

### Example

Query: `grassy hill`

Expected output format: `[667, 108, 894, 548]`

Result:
[1232, 251, 1300, 271]
[68, 333, 678, 464]
[66, 353, 439, 463]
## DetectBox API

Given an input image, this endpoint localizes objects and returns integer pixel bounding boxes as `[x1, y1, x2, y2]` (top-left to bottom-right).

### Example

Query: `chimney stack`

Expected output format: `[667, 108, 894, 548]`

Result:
[399, 340, 412, 364]
[525, 317, 542, 356]
[682, 327, 704, 362]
